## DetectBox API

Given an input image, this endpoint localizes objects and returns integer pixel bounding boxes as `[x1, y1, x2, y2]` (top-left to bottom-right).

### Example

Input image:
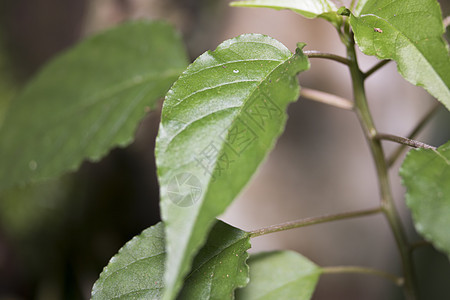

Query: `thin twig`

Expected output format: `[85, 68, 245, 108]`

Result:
[364, 60, 391, 79]
[409, 240, 432, 253]
[300, 88, 354, 110]
[322, 266, 404, 286]
[376, 133, 436, 150]
[444, 16, 450, 28]
[304, 50, 351, 65]
[388, 104, 440, 167]
[250, 207, 382, 238]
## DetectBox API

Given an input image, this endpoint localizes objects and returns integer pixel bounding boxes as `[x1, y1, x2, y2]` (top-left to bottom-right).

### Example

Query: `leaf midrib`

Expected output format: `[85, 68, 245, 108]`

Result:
[163, 53, 290, 298]
[173, 52, 292, 294]
[184, 235, 249, 281]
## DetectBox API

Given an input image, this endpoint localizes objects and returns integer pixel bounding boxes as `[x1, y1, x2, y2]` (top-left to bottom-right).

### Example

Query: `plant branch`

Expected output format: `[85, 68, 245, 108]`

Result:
[304, 50, 351, 65]
[300, 88, 354, 110]
[250, 207, 381, 238]
[346, 33, 419, 299]
[322, 266, 404, 286]
[444, 15, 450, 28]
[364, 60, 391, 79]
[388, 104, 440, 167]
[409, 240, 432, 253]
[376, 133, 436, 150]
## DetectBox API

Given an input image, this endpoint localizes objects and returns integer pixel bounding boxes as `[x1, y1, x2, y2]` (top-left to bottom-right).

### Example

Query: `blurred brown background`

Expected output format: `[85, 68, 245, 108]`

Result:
[0, 0, 449, 299]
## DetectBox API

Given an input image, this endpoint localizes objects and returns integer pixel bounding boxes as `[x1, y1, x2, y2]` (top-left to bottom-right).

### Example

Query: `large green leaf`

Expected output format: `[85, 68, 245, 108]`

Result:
[230, 0, 341, 24]
[400, 141, 450, 258]
[91, 220, 250, 300]
[155, 35, 310, 299]
[236, 251, 322, 300]
[0, 21, 188, 192]
[350, 0, 450, 110]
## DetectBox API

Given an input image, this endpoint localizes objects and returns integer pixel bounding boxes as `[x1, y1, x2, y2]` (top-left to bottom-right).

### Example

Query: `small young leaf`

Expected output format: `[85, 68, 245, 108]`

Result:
[236, 251, 322, 300]
[230, 0, 341, 24]
[0, 21, 188, 193]
[91, 220, 251, 300]
[350, 0, 450, 110]
[400, 141, 450, 258]
[155, 35, 310, 299]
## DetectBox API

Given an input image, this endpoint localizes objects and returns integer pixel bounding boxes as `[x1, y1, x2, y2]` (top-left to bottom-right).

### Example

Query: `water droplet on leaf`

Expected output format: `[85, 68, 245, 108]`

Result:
[29, 160, 38, 171]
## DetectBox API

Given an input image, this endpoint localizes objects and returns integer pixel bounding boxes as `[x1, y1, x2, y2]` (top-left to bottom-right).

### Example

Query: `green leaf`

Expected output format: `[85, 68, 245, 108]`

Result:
[400, 141, 450, 258]
[155, 34, 310, 299]
[91, 220, 251, 300]
[230, 0, 341, 24]
[236, 251, 322, 300]
[179, 221, 250, 298]
[350, 0, 450, 110]
[0, 20, 188, 192]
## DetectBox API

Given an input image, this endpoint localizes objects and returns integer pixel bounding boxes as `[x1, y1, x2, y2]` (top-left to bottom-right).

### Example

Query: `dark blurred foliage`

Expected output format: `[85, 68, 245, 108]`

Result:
[0, 0, 88, 81]
[0, 0, 229, 298]
[0, 0, 160, 299]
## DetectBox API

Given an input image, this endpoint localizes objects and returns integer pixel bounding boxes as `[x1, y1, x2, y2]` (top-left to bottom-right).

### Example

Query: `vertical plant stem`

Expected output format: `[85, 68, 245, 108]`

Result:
[346, 34, 419, 300]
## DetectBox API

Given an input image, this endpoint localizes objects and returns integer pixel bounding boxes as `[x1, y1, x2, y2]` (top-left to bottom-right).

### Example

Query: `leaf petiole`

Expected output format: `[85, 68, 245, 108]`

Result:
[387, 104, 440, 167]
[300, 88, 353, 110]
[303, 50, 351, 65]
[375, 133, 436, 150]
[250, 207, 382, 238]
[322, 266, 404, 286]
[364, 60, 391, 79]
[409, 240, 432, 253]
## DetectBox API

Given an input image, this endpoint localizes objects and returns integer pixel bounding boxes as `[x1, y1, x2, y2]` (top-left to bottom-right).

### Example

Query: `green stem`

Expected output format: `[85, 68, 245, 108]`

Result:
[364, 60, 391, 79]
[250, 207, 381, 238]
[346, 34, 419, 300]
[300, 87, 354, 110]
[322, 266, 404, 287]
[304, 50, 351, 65]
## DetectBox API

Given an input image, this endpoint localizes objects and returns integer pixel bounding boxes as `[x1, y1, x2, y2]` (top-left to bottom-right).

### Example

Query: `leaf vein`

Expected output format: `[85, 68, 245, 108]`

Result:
[186, 59, 281, 77]
[101, 251, 165, 284]
[172, 79, 259, 108]
[109, 288, 160, 300]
